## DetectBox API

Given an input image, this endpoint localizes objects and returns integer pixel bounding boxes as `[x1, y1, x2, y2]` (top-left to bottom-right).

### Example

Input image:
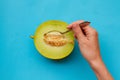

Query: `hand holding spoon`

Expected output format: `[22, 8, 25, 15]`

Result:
[44, 21, 90, 36]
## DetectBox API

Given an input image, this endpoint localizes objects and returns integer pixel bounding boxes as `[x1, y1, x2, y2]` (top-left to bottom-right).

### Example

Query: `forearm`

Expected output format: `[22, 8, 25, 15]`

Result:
[89, 58, 113, 80]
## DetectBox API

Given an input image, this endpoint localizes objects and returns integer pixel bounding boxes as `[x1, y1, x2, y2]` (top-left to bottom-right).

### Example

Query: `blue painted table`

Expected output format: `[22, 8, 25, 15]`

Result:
[0, 0, 120, 80]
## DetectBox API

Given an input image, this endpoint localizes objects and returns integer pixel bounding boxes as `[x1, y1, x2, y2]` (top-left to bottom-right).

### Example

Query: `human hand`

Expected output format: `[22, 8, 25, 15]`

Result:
[67, 20, 101, 63]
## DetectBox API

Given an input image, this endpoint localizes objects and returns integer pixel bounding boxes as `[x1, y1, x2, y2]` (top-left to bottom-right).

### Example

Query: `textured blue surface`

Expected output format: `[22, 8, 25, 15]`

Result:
[0, 0, 120, 80]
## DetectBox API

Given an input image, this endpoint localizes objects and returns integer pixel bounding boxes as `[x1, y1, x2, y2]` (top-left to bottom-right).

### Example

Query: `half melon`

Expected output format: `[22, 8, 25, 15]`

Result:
[31, 20, 74, 59]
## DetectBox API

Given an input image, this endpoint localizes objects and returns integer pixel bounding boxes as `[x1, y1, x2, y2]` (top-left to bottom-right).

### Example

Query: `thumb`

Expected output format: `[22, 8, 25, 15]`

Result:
[72, 23, 86, 41]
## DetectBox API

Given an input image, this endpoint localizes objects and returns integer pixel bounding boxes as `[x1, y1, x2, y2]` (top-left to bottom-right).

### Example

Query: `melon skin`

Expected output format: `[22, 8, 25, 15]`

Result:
[33, 20, 75, 59]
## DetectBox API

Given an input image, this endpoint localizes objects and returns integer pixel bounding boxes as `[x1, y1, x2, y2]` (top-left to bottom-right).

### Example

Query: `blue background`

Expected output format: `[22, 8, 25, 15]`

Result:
[0, 0, 120, 80]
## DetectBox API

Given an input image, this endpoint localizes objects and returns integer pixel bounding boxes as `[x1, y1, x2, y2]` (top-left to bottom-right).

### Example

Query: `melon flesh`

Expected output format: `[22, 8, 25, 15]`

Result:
[33, 20, 74, 59]
[44, 31, 68, 47]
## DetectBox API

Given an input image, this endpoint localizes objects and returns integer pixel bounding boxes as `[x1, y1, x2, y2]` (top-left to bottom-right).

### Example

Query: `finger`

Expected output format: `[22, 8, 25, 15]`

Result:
[82, 25, 97, 40]
[67, 20, 84, 29]
[67, 24, 73, 29]
[82, 25, 91, 30]
[82, 25, 94, 34]
[74, 34, 77, 39]
[72, 23, 85, 40]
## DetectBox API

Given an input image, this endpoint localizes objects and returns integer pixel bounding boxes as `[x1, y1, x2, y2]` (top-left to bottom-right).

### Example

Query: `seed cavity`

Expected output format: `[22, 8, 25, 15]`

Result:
[44, 31, 67, 47]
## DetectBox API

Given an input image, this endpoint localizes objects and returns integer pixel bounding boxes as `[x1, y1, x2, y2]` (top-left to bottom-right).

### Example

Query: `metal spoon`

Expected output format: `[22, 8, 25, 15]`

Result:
[44, 21, 90, 36]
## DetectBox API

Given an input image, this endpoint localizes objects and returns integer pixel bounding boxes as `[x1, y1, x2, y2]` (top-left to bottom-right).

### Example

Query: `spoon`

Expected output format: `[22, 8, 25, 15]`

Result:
[44, 21, 90, 36]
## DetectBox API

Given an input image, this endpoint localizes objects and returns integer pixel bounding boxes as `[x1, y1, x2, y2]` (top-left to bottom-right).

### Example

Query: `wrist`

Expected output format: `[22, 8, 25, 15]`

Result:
[89, 57, 103, 68]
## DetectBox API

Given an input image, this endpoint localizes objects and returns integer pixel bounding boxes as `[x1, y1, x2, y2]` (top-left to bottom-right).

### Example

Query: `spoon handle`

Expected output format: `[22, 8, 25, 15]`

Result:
[79, 21, 90, 27]
[62, 21, 90, 34]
